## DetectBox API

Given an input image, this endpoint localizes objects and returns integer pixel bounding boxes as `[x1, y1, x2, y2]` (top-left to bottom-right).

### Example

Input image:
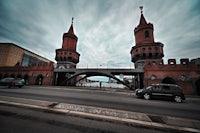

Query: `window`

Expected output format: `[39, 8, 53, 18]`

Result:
[152, 61, 156, 65]
[145, 31, 149, 38]
[22, 53, 44, 66]
[68, 57, 72, 60]
[155, 53, 159, 57]
[163, 85, 170, 90]
[149, 53, 152, 57]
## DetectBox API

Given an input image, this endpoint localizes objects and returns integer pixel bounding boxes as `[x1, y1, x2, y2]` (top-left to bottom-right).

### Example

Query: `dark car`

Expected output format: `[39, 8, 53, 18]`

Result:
[0, 77, 25, 88]
[136, 84, 185, 103]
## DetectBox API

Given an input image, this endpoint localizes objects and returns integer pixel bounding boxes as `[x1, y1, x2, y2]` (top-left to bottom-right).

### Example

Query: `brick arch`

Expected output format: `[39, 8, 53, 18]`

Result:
[162, 77, 176, 84]
[195, 78, 200, 95]
[3, 74, 8, 78]
[35, 74, 43, 85]
[16, 74, 22, 78]
[10, 73, 15, 78]
[23, 74, 29, 85]
[63, 71, 131, 89]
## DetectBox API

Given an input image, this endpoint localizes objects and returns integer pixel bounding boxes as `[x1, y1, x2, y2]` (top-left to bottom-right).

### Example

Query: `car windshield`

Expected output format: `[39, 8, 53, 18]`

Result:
[146, 86, 152, 90]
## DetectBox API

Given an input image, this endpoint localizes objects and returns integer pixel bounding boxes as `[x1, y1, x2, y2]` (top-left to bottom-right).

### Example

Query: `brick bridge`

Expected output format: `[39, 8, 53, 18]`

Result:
[54, 68, 144, 89]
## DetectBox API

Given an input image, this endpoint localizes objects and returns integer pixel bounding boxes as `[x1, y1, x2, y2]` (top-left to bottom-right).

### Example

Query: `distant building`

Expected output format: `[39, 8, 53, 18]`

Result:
[130, 7, 200, 95]
[0, 43, 51, 67]
[0, 43, 54, 85]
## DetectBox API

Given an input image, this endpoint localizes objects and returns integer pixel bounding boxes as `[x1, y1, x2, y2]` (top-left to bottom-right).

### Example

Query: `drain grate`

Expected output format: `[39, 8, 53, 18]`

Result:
[48, 103, 59, 108]
[148, 115, 165, 124]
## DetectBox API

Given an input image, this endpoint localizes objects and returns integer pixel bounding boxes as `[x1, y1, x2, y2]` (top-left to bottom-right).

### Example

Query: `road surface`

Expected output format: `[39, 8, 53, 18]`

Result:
[0, 86, 199, 133]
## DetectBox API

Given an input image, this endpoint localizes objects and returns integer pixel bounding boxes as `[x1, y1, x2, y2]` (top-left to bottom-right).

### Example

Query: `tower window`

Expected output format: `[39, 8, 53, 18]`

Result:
[149, 53, 152, 57]
[145, 31, 149, 38]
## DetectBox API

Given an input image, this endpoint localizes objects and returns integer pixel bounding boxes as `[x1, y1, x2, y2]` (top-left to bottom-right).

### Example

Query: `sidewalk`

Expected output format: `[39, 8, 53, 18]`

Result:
[0, 95, 199, 133]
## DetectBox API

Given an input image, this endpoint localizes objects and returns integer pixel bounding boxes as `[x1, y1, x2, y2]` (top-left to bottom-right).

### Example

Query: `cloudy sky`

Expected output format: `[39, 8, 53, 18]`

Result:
[0, 0, 200, 68]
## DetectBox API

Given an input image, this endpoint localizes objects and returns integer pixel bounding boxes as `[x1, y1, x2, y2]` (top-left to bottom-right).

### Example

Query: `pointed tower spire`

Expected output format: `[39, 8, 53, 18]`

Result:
[139, 6, 147, 25]
[55, 18, 80, 72]
[72, 17, 74, 25]
[68, 17, 74, 34]
[140, 6, 143, 14]
[131, 6, 164, 66]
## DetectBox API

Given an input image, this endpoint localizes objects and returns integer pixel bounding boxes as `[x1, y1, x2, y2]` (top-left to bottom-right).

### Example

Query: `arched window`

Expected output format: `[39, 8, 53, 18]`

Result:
[145, 31, 149, 38]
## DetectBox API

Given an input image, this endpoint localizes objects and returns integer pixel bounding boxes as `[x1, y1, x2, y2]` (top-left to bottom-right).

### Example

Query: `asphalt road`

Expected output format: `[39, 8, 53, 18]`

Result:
[0, 86, 199, 121]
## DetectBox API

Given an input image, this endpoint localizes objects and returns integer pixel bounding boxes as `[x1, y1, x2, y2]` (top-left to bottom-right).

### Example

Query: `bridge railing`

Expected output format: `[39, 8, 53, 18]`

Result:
[76, 63, 135, 69]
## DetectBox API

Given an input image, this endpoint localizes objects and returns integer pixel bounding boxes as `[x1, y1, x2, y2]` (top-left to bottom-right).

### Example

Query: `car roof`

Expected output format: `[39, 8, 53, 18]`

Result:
[151, 83, 180, 87]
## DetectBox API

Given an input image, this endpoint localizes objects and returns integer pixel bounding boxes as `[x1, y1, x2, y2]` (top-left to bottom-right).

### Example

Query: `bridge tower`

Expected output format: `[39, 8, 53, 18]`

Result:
[55, 18, 80, 69]
[130, 6, 164, 69]
[54, 18, 80, 86]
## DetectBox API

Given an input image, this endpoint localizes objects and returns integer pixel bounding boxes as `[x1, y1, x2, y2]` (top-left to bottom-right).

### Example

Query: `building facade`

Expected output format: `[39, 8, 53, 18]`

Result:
[0, 43, 54, 85]
[130, 7, 200, 95]
[0, 43, 51, 67]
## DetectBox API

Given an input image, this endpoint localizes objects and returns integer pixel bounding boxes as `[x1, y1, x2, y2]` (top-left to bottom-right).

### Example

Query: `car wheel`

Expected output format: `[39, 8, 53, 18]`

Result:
[144, 93, 150, 100]
[174, 96, 182, 103]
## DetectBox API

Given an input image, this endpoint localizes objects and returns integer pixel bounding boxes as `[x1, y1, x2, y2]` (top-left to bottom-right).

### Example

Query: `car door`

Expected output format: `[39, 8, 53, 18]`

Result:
[162, 85, 173, 97]
[152, 85, 162, 96]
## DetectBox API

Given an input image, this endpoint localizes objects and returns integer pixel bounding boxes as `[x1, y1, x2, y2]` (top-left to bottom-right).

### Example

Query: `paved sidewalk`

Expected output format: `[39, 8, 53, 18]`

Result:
[0, 95, 199, 133]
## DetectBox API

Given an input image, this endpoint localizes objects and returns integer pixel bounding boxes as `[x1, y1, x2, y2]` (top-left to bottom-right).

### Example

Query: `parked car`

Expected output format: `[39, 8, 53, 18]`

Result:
[0, 77, 25, 88]
[135, 84, 185, 103]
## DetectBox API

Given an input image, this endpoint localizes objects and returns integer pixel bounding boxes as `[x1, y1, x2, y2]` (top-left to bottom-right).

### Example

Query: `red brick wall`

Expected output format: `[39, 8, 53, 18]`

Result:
[144, 59, 200, 95]
[0, 62, 54, 85]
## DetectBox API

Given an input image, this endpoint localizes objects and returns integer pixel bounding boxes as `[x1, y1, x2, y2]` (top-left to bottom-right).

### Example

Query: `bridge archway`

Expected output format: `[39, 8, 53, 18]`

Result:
[56, 71, 131, 89]
[162, 77, 176, 84]
[54, 68, 144, 89]
[195, 78, 200, 95]
[70, 71, 131, 89]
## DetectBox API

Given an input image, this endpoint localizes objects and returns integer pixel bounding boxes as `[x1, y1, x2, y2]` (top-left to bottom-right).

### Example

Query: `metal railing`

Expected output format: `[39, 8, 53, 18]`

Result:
[76, 63, 135, 69]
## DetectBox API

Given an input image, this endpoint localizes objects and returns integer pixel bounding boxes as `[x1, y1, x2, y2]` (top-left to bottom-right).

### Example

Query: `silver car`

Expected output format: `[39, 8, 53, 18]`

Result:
[0, 77, 25, 88]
